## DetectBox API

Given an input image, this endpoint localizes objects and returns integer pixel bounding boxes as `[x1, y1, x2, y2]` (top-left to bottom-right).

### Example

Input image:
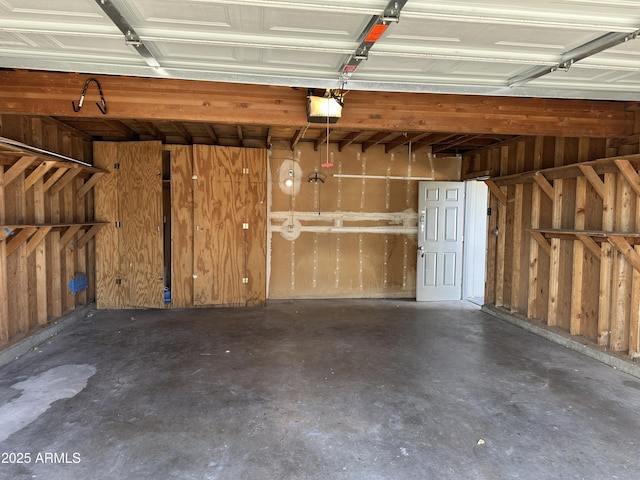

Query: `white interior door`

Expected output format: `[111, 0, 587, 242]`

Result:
[416, 181, 464, 301]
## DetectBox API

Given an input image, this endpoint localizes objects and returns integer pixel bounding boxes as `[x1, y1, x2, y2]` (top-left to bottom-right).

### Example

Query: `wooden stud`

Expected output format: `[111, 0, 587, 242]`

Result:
[608, 235, 640, 273]
[485, 148, 500, 304]
[24, 161, 55, 190]
[0, 167, 7, 342]
[530, 231, 552, 256]
[533, 172, 554, 200]
[578, 165, 605, 199]
[511, 141, 531, 313]
[484, 179, 508, 205]
[77, 224, 104, 249]
[43, 167, 69, 192]
[59, 225, 82, 247]
[5, 226, 37, 257]
[598, 173, 616, 346]
[49, 168, 82, 196]
[3, 155, 36, 186]
[614, 159, 640, 198]
[26, 226, 51, 256]
[494, 147, 509, 307]
[0, 238, 7, 342]
[575, 233, 602, 259]
[610, 173, 634, 352]
[77, 172, 105, 198]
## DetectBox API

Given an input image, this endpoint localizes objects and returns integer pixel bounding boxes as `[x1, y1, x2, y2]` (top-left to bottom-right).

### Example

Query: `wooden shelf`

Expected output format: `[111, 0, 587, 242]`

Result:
[0, 136, 108, 198]
[530, 228, 640, 272]
[489, 154, 640, 187]
[1, 223, 108, 256]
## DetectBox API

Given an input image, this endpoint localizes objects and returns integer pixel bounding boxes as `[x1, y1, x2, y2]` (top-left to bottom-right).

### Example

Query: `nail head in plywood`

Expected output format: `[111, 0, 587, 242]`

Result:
[485, 180, 508, 205]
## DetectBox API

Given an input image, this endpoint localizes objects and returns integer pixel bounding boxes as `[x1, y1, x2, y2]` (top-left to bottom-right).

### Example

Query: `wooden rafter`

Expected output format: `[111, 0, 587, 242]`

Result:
[265, 127, 272, 149]
[362, 132, 394, 152]
[290, 129, 305, 150]
[105, 120, 139, 140]
[385, 132, 433, 154]
[314, 129, 329, 151]
[172, 122, 192, 144]
[139, 121, 166, 142]
[205, 125, 219, 144]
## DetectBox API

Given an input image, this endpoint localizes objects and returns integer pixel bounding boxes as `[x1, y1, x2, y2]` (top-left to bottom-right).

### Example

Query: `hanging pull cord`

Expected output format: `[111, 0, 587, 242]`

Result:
[72, 78, 108, 114]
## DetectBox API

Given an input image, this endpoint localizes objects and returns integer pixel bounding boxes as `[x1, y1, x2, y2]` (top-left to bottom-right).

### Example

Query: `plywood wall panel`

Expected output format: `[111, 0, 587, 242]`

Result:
[94, 143, 121, 309]
[119, 142, 164, 308]
[268, 142, 443, 299]
[168, 146, 194, 308]
[193, 146, 245, 306]
[246, 149, 267, 306]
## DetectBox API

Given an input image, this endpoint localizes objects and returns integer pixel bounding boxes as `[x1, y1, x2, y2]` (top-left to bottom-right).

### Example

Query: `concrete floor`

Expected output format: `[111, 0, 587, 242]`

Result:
[1, 300, 640, 480]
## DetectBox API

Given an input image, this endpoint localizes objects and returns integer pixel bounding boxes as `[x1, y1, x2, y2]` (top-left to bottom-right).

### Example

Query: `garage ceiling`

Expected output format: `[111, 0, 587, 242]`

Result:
[1, 0, 639, 154]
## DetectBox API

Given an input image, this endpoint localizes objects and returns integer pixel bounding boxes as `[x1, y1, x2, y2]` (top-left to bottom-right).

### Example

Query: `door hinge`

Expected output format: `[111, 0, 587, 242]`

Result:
[242, 277, 249, 284]
[114, 163, 120, 170]
[487, 207, 492, 216]
[115, 221, 121, 228]
[242, 223, 249, 230]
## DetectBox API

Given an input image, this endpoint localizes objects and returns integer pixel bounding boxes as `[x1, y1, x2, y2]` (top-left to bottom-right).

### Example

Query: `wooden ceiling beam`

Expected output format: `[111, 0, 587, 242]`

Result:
[0, 70, 632, 138]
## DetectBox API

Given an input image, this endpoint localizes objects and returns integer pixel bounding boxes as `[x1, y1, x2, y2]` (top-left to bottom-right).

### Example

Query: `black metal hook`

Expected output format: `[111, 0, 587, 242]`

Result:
[72, 78, 108, 114]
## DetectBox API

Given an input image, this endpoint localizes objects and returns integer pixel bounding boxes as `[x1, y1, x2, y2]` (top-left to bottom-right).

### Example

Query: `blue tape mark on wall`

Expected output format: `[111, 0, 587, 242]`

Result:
[69, 274, 88, 294]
